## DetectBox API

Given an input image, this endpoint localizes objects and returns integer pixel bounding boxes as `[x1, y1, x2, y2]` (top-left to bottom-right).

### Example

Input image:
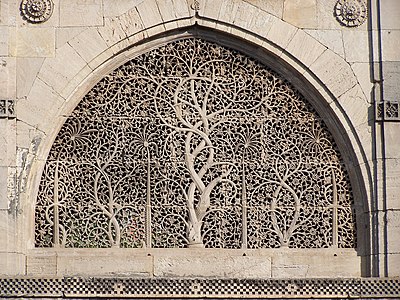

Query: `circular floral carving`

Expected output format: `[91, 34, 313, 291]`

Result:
[334, 0, 367, 27]
[20, 0, 54, 23]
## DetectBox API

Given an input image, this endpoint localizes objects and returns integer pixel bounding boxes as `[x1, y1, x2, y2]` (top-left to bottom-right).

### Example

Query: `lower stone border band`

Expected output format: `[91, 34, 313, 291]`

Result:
[1, 277, 399, 298]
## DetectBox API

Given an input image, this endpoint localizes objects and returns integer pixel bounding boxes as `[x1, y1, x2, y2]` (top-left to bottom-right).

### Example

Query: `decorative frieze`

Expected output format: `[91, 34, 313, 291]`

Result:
[0, 100, 15, 118]
[377, 101, 400, 121]
[334, 0, 367, 27]
[20, 0, 54, 23]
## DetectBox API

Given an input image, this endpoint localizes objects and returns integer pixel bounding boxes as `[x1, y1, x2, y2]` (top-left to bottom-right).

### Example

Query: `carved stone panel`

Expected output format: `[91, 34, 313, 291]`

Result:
[35, 38, 356, 249]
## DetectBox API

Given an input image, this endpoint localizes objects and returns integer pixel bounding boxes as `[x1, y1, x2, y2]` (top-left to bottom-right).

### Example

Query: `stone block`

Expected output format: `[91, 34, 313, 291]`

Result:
[243, 0, 283, 18]
[266, 18, 297, 50]
[0, 57, 16, 99]
[0, 210, 16, 252]
[337, 84, 370, 128]
[10, 27, 55, 57]
[0, 252, 25, 275]
[156, 0, 177, 23]
[0, 26, 9, 55]
[380, 0, 400, 30]
[16, 57, 45, 98]
[201, 0, 223, 20]
[382, 30, 400, 62]
[310, 49, 358, 98]
[56, 27, 86, 49]
[283, 0, 317, 29]
[387, 210, 400, 254]
[57, 250, 153, 276]
[16, 78, 64, 134]
[0, 119, 16, 167]
[233, 1, 258, 30]
[103, 0, 145, 18]
[375, 159, 400, 209]
[0, 167, 7, 209]
[154, 254, 271, 279]
[304, 29, 344, 58]
[156, 0, 191, 21]
[136, 0, 163, 29]
[382, 62, 400, 103]
[247, 9, 274, 37]
[37, 43, 87, 96]
[218, 0, 240, 24]
[27, 252, 57, 275]
[271, 250, 361, 278]
[343, 31, 369, 63]
[68, 28, 108, 64]
[286, 30, 326, 67]
[351, 63, 373, 101]
[172, 0, 192, 19]
[388, 253, 400, 276]
[60, 0, 103, 27]
[376, 123, 400, 159]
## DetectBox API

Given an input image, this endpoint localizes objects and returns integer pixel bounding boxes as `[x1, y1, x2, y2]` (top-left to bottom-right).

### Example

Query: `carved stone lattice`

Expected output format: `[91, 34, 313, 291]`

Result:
[35, 38, 356, 249]
[334, 0, 367, 27]
[20, 0, 54, 23]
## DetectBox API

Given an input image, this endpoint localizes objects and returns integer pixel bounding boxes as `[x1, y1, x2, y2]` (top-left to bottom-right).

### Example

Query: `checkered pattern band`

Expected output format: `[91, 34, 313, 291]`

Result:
[0, 277, 399, 298]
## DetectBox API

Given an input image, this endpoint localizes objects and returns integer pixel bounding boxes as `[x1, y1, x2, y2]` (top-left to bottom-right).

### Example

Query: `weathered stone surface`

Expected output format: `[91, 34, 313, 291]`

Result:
[37, 43, 86, 96]
[283, 0, 317, 29]
[10, 27, 55, 57]
[305, 29, 344, 58]
[382, 61, 400, 102]
[56, 27, 86, 49]
[380, 0, 400, 30]
[387, 210, 400, 253]
[266, 18, 297, 49]
[382, 30, 400, 61]
[286, 30, 326, 67]
[154, 254, 272, 279]
[243, 0, 283, 18]
[16, 57, 45, 98]
[27, 252, 57, 275]
[343, 31, 369, 63]
[60, 0, 103, 27]
[0, 167, 8, 209]
[376, 123, 400, 159]
[0, 252, 25, 275]
[0, 26, 9, 55]
[310, 49, 358, 98]
[0, 57, 16, 99]
[271, 250, 361, 278]
[351, 63, 373, 101]
[57, 250, 153, 276]
[388, 253, 400, 276]
[338, 84, 370, 128]
[16, 78, 64, 133]
[68, 28, 108, 63]
[0, 119, 16, 167]
[218, 0, 240, 25]
[103, 0, 145, 18]
[135, 0, 163, 29]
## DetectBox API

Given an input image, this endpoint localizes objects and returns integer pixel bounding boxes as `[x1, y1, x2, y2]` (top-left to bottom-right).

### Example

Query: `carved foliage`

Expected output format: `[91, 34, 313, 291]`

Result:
[35, 39, 356, 249]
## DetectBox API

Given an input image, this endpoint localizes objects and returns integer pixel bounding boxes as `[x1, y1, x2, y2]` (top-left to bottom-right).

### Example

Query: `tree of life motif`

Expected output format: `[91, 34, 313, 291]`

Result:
[35, 38, 356, 249]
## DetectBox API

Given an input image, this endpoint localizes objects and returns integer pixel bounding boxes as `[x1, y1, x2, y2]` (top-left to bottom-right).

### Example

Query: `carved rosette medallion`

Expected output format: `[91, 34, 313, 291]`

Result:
[35, 38, 356, 249]
[20, 0, 54, 23]
[334, 0, 367, 27]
